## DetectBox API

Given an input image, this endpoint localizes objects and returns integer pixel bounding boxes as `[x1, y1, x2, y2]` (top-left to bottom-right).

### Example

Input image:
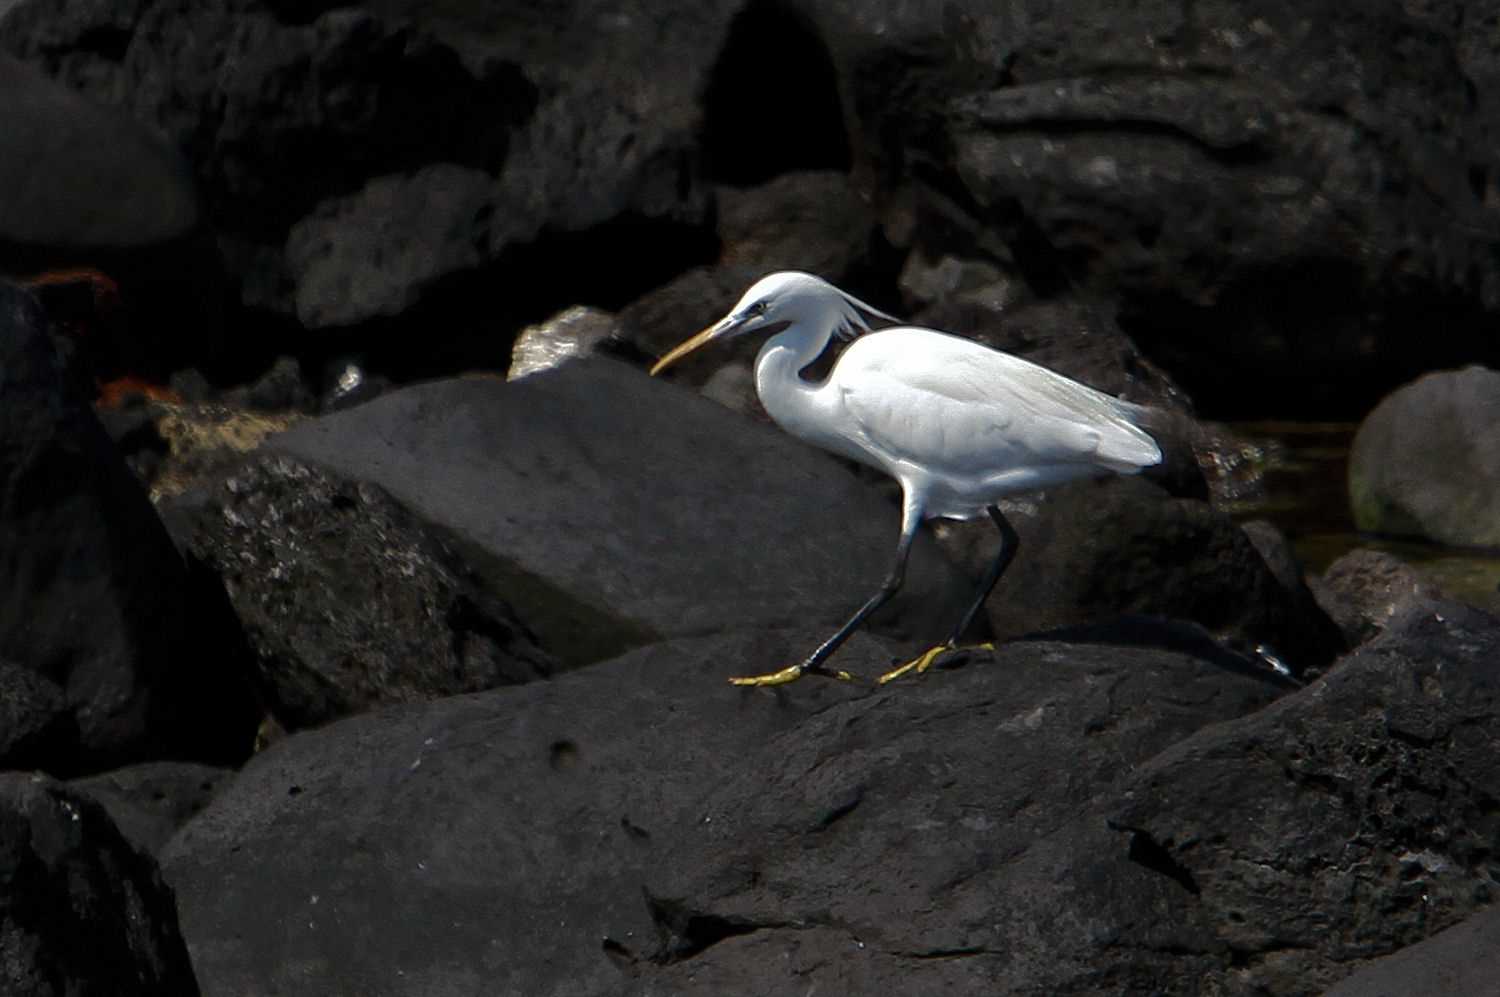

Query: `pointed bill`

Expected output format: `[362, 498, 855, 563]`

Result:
[649, 315, 737, 375]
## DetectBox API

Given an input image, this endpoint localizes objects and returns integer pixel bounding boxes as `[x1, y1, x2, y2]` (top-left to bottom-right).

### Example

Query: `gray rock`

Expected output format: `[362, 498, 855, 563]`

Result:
[0, 772, 200, 996]
[716, 170, 880, 283]
[1320, 904, 1500, 997]
[266, 358, 975, 671]
[68, 761, 232, 857]
[171, 454, 555, 731]
[160, 627, 1289, 996]
[1349, 366, 1500, 547]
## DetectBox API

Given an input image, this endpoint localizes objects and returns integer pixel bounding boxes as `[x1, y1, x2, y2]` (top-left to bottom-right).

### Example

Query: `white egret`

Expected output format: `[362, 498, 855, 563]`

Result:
[651, 271, 1163, 686]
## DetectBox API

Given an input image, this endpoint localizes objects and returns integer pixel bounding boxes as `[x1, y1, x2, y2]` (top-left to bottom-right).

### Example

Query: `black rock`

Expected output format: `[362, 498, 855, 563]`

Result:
[0, 54, 197, 253]
[266, 358, 975, 671]
[0, 772, 201, 996]
[160, 627, 1288, 996]
[715, 170, 882, 285]
[1349, 366, 1500, 548]
[0, 283, 258, 772]
[170, 454, 555, 731]
[68, 761, 233, 857]
[1309, 548, 1436, 647]
[0, 659, 74, 770]
[953, 477, 1347, 675]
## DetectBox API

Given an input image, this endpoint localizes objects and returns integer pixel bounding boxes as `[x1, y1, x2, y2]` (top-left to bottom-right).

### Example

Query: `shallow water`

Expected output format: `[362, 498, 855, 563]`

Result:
[1227, 421, 1500, 616]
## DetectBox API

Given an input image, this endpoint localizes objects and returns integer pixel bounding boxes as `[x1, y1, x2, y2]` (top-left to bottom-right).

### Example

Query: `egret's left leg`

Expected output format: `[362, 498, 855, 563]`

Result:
[878, 506, 1018, 684]
[730, 494, 924, 686]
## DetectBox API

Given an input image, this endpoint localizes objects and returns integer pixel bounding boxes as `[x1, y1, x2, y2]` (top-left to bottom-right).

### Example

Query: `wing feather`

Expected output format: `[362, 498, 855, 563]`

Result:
[831, 327, 1161, 475]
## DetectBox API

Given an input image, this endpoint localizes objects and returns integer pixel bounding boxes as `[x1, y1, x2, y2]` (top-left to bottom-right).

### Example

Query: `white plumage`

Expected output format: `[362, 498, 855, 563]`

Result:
[651, 271, 1162, 686]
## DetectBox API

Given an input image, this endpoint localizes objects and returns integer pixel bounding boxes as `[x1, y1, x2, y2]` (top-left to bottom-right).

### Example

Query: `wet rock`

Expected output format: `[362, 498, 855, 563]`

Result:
[0, 772, 200, 996]
[68, 761, 232, 857]
[508, 305, 621, 381]
[962, 477, 1346, 675]
[1321, 903, 1500, 997]
[266, 358, 975, 670]
[169, 454, 555, 731]
[1309, 548, 1435, 647]
[0, 284, 257, 772]
[160, 627, 1289, 996]
[1348, 366, 1500, 548]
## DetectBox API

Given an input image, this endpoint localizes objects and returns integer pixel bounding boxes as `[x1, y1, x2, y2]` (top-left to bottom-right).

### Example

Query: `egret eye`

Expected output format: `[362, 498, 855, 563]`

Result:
[748, 300, 768, 316]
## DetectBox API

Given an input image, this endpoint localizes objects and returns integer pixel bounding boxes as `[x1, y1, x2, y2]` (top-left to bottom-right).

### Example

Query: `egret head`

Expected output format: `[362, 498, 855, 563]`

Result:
[650, 271, 899, 375]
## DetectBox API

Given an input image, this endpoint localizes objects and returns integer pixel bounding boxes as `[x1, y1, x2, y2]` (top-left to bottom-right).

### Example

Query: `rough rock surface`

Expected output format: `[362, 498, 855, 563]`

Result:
[0, 284, 257, 771]
[962, 477, 1346, 675]
[168, 454, 555, 730]
[266, 358, 976, 669]
[1309, 548, 1436, 647]
[0, 772, 201, 996]
[160, 627, 1290, 996]
[68, 762, 233, 857]
[1348, 366, 1500, 548]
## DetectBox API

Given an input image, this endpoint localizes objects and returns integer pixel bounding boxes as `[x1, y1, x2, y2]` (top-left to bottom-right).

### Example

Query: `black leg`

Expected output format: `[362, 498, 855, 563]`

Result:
[944, 506, 1019, 645]
[730, 495, 924, 686]
[798, 525, 916, 675]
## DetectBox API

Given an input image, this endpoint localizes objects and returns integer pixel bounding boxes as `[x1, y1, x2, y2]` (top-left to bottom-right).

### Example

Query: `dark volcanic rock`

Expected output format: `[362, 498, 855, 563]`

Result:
[0, 772, 200, 996]
[169, 454, 555, 731]
[0, 54, 197, 253]
[715, 170, 882, 284]
[1321, 903, 1500, 997]
[0, 659, 74, 770]
[0, 284, 257, 771]
[160, 628, 1289, 996]
[1348, 366, 1500, 548]
[1104, 599, 1500, 995]
[1310, 548, 1436, 647]
[835, 0, 1500, 414]
[966, 477, 1346, 675]
[68, 761, 232, 857]
[267, 359, 975, 670]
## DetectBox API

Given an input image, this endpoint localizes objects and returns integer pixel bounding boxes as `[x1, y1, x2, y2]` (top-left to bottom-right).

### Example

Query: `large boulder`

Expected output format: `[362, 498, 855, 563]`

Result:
[68, 761, 232, 858]
[160, 626, 1291, 996]
[0, 0, 725, 330]
[1321, 904, 1500, 997]
[0, 772, 200, 996]
[1348, 366, 1500, 548]
[0, 54, 197, 255]
[265, 358, 975, 668]
[168, 454, 555, 731]
[0, 284, 257, 772]
[820, 0, 1500, 414]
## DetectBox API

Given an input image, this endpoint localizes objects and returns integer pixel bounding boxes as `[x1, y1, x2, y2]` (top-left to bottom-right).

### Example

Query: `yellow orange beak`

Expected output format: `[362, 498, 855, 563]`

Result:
[649, 316, 735, 376]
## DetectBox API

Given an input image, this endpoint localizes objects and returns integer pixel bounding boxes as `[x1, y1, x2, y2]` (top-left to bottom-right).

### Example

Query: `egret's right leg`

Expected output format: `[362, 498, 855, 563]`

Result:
[877, 505, 1017, 684]
[729, 497, 923, 686]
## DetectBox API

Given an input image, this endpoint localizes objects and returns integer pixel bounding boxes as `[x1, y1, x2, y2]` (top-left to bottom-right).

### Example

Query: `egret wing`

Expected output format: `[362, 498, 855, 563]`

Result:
[833, 328, 1160, 474]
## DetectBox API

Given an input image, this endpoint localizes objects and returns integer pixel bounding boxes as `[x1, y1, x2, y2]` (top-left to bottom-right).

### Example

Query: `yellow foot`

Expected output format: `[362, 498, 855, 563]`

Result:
[878, 642, 995, 685]
[729, 665, 855, 687]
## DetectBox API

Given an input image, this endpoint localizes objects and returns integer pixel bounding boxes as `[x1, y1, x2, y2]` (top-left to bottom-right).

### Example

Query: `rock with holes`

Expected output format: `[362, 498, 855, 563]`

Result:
[166, 454, 555, 732]
[160, 625, 1292, 996]
[0, 772, 201, 996]
[0, 283, 258, 773]
[1309, 548, 1436, 647]
[1348, 366, 1500, 548]
[265, 358, 975, 668]
[68, 761, 233, 857]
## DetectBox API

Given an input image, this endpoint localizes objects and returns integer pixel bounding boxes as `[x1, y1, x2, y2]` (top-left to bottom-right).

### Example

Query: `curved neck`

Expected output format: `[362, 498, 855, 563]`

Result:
[754, 319, 838, 439]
